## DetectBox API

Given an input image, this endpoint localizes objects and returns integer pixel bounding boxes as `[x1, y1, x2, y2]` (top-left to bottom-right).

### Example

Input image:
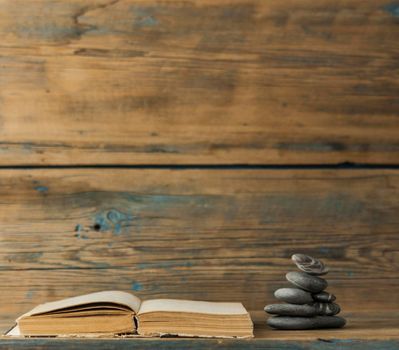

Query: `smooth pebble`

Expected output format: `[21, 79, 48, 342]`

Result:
[312, 291, 336, 303]
[286, 271, 328, 293]
[274, 288, 314, 305]
[264, 304, 318, 317]
[313, 302, 340, 316]
[267, 316, 346, 330]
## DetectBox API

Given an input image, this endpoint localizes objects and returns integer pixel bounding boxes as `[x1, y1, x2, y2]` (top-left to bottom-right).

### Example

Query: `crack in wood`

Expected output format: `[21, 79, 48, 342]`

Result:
[71, 0, 120, 41]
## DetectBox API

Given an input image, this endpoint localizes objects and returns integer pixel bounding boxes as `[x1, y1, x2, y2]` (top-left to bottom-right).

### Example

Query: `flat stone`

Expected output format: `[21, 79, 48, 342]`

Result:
[274, 288, 314, 305]
[267, 316, 346, 330]
[312, 291, 336, 303]
[313, 302, 340, 316]
[292, 253, 329, 275]
[286, 271, 327, 293]
[264, 304, 318, 317]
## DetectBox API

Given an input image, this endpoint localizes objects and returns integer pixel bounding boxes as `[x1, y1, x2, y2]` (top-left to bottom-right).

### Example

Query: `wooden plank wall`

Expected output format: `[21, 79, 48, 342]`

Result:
[0, 0, 398, 333]
[0, 0, 398, 165]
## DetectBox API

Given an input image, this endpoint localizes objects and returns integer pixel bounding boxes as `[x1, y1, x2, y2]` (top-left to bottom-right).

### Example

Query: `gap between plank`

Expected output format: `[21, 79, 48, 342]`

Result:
[0, 163, 397, 170]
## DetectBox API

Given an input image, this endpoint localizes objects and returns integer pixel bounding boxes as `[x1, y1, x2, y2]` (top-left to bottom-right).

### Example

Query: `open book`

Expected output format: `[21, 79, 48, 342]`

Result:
[6, 291, 253, 338]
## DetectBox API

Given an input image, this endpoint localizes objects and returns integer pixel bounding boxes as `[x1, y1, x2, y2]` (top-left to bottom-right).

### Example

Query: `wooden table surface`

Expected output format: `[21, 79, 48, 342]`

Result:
[1, 311, 398, 349]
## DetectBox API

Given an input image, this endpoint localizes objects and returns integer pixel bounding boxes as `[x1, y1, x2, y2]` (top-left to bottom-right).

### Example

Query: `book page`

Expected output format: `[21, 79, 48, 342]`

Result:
[18, 291, 141, 319]
[138, 299, 248, 315]
[4, 324, 20, 336]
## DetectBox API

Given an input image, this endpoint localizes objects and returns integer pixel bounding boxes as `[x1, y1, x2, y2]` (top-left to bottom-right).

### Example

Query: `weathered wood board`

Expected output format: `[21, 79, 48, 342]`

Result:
[0, 0, 398, 165]
[1, 311, 399, 348]
[1, 339, 399, 350]
[0, 169, 398, 332]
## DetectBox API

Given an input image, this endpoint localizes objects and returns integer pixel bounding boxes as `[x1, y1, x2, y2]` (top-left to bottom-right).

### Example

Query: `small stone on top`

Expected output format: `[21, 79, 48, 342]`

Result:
[292, 253, 329, 275]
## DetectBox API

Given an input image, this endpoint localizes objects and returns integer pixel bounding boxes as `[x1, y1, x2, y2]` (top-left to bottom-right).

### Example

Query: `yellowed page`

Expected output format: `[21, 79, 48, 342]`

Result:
[138, 299, 248, 315]
[18, 291, 141, 320]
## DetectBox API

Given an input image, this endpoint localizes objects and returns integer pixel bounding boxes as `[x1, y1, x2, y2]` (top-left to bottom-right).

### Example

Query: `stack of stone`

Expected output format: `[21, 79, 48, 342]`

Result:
[265, 254, 346, 330]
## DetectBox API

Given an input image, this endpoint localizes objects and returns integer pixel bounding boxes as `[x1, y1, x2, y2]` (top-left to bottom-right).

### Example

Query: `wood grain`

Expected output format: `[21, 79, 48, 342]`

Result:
[1, 312, 399, 348]
[0, 0, 398, 165]
[0, 169, 398, 331]
[1, 340, 399, 350]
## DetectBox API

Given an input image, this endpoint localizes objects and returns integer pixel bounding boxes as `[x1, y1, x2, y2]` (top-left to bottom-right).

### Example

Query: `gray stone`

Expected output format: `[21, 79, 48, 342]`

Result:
[267, 316, 346, 330]
[286, 271, 327, 293]
[312, 291, 336, 303]
[274, 288, 314, 305]
[264, 304, 318, 317]
[313, 302, 340, 316]
[292, 253, 329, 275]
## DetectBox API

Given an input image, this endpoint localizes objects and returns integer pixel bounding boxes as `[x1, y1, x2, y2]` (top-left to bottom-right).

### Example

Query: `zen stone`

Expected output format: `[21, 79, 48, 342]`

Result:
[267, 316, 346, 330]
[292, 253, 329, 275]
[313, 291, 336, 303]
[274, 288, 313, 305]
[264, 304, 318, 317]
[286, 271, 328, 293]
[313, 302, 340, 316]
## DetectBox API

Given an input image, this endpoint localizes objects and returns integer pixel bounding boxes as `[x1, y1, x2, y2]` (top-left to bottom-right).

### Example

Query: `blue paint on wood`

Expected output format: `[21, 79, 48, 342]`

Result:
[93, 262, 111, 268]
[259, 193, 366, 225]
[25, 290, 35, 299]
[121, 193, 214, 215]
[276, 141, 347, 152]
[34, 185, 48, 193]
[8, 252, 43, 263]
[74, 224, 89, 239]
[131, 282, 143, 291]
[384, 3, 399, 17]
[94, 214, 110, 232]
[138, 261, 194, 270]
[139, 16, 158, 27]
[76, 233, 89, 240]
[29, 252, 43, 261]
[22, 143, 33, 152]
[94, 209, 134, 235]
[16, 23, 87, 41]
[131, 6, 159, 28]
[107, 209, 124, 223]
[114, 223, 122, 235]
